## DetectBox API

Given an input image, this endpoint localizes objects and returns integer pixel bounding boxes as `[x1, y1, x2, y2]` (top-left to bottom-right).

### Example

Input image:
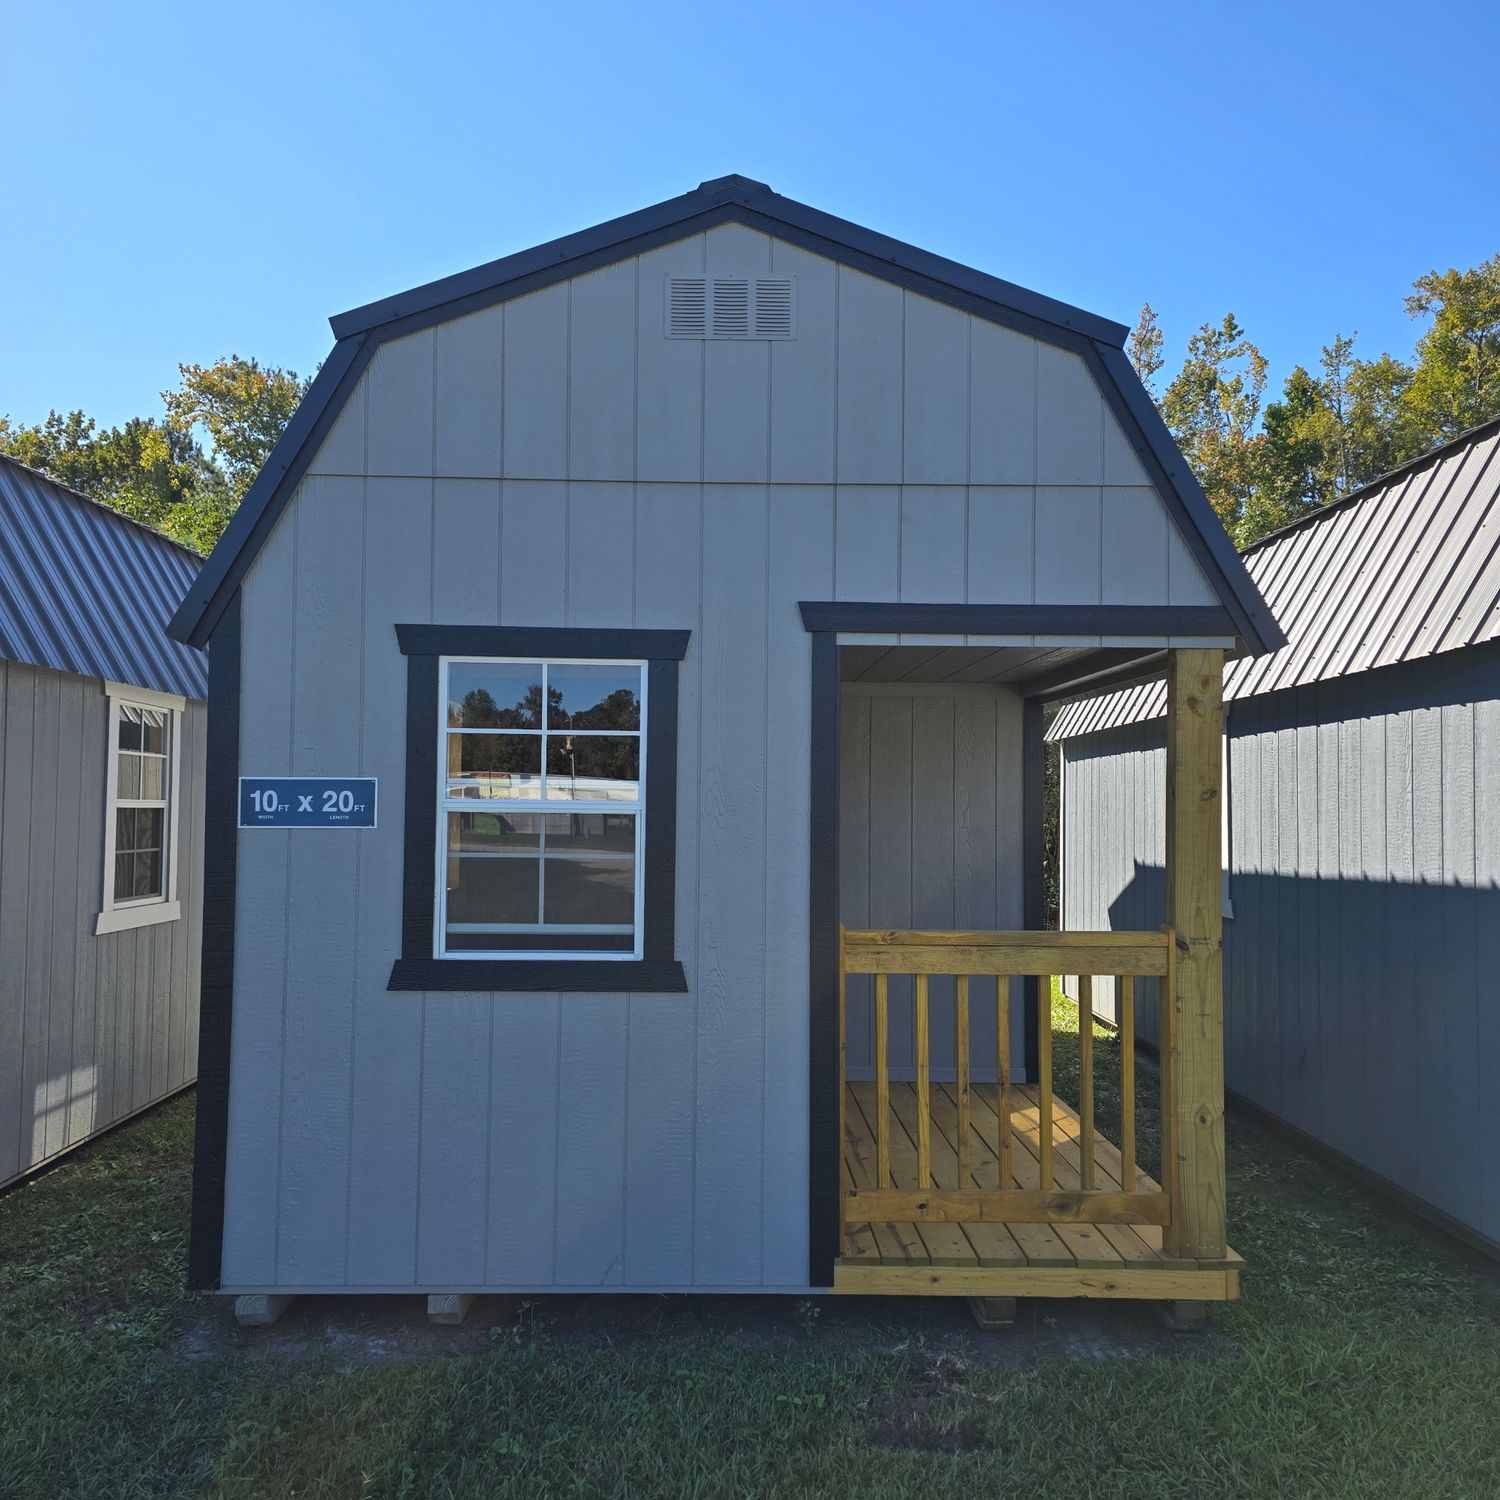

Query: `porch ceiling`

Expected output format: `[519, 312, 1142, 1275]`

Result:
[840, 644, 1162, 697]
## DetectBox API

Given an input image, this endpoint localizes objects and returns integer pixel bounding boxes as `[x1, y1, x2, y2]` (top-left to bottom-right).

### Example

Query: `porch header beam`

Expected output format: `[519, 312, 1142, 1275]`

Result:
[797, 602, 1237, 638]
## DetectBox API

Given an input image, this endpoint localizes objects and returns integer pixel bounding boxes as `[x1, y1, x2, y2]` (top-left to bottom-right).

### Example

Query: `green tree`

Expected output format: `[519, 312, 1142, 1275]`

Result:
[2, 354, 307, 553]
[1160, 314, 1268, 540]
[1127, 302, 1164, 396]
[0, 409, 210, 535]
[1403, 256, 1500, 439]
[164, 355, 308, 503]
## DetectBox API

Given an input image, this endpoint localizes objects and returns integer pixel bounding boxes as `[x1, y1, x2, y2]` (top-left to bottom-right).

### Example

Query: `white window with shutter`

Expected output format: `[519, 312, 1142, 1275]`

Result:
[96, 681, 185, 935]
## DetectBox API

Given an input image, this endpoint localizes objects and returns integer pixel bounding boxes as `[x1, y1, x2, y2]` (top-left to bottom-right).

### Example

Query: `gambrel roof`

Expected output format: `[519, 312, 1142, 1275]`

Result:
[168, 175, 1279, 655]
[0, 453, 207, 699]
[1050, 415, 1500, 740]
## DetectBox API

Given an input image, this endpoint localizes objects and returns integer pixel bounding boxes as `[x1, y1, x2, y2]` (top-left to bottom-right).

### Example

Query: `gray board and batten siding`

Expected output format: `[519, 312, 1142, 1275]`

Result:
[0, 455, 208, 1190]
[0, 662, 208, 1188]
[1059, 648, 1500, 1251]
[1053, 419, 1500, 1253]
[179, 184, 1264, 1295]
[840, 682, 1027, 1085]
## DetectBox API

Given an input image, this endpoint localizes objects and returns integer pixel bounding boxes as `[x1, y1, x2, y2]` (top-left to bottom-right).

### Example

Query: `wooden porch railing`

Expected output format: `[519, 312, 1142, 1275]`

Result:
[840, 927, 1177, 1230]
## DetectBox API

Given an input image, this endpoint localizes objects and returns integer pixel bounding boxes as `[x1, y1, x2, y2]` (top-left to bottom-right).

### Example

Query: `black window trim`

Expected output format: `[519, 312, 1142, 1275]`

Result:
[389, 624, 689, 993]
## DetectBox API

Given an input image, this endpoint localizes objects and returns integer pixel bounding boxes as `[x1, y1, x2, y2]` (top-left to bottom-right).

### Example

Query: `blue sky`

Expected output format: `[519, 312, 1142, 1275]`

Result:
[4, 0, 1496, 430]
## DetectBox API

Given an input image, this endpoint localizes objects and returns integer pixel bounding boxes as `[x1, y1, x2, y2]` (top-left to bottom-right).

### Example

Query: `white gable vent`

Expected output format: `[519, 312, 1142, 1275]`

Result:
[665, 276, 796, 339]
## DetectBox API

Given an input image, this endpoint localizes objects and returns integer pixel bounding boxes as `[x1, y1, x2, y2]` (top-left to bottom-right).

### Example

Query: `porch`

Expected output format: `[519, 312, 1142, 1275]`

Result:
[831, 921, 1241, 1303]
[837, 1081, 1241, 1299]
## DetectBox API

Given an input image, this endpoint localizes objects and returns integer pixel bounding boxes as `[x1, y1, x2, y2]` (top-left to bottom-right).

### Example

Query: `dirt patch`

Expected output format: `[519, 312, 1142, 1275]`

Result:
[862, 1352, 998, 1453]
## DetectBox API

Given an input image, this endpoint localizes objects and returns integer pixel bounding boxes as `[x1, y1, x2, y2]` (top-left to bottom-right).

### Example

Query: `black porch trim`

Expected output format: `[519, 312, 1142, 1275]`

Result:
[391, 624, 689, 994]
[187, 590, 242, 1290]
[806, 628, 842, 1288]
[796, 602, 1237, 638]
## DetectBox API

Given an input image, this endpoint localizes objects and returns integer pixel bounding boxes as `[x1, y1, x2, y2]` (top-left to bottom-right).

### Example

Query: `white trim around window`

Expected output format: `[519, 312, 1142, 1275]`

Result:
[435, 656, 647, 962]
[95, 681, 185, 936]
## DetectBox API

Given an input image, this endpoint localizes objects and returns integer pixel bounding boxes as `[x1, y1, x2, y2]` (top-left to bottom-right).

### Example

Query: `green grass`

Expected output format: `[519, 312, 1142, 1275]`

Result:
[2, 1005, 1498, 1499]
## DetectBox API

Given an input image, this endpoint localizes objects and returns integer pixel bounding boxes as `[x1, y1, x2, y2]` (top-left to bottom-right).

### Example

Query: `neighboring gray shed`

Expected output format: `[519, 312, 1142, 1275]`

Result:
[168, 176, 1276, 1313]
[0, 454, 207, 1190]
[1051, 416, 1500, 1253]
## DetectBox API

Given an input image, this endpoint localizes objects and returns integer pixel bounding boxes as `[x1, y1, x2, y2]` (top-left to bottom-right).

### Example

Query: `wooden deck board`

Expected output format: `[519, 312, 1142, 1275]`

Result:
[839, 1081, 1241, 1300]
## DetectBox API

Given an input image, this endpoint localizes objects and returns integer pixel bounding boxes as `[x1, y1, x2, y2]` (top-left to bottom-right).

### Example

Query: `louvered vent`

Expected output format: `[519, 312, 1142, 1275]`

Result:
[665, 275, 796, 338]
[668, 276, 707, 337]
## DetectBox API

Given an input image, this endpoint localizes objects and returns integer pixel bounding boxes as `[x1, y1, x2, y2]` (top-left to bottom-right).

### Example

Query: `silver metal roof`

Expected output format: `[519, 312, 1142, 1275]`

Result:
[0, 454, 207, 700]
[1050, 415, 1500, 740]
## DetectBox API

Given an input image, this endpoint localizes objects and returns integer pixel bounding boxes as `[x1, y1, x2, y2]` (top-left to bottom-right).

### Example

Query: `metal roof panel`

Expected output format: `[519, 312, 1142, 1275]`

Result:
[0, 456, 207, 699]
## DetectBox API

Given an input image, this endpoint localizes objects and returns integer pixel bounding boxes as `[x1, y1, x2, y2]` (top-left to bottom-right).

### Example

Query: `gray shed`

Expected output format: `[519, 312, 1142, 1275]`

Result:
[0, 454, 208, 1189]
[1051, 416, 1500, 1254]
[169, 176, 1278, 1319]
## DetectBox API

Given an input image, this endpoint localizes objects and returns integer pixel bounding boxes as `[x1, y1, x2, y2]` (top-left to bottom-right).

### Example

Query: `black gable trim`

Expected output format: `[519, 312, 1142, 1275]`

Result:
[169, 176, 1279, 660]
[186, 591, 242, 1290]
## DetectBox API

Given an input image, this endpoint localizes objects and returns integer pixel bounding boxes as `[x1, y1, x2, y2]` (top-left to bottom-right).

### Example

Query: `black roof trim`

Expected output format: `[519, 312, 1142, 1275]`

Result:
[168, 176, 1279, 656]
[1239, 410, 1500, 557]
[332, 175, 1129, 347]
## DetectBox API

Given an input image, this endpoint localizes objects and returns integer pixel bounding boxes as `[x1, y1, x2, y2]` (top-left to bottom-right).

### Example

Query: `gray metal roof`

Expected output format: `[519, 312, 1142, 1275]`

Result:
[1049, 415, 1500, 740]
[0, 454, 208, 700]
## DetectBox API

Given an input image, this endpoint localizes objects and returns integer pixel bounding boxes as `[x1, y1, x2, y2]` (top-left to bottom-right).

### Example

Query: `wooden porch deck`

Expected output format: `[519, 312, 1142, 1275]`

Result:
[835, 1080, 1241, 1300]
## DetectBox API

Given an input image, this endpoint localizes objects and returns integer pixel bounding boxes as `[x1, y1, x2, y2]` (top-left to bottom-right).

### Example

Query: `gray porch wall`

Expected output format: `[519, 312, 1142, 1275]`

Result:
[1060, 644, 1500, 1249]
[840, 683, 1026, 1083]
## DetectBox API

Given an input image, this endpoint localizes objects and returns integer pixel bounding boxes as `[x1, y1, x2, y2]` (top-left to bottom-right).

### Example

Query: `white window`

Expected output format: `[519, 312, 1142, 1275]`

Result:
[96, 682, 184, 935]
[436, 658, 645, 960]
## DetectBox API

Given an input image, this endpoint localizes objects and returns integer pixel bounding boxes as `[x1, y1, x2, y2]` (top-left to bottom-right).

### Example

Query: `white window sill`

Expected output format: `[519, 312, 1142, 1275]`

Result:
[95, 900, 181, 936]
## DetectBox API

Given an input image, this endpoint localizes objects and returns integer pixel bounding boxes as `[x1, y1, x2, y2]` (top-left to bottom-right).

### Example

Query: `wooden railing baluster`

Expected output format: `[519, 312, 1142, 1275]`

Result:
[914, 974, 931, 1189]
[875, 973, 890, 1189]
[996, 976, 1011, 1189]
[1037, 975, 1053, 1189]
[1079, 973, 1095, 1191]
[1120, 973, 1136, 1191]
[838, 930, 1175, 1232]
[838, 923, 848, 1242]
[955, 975, 970, 1187]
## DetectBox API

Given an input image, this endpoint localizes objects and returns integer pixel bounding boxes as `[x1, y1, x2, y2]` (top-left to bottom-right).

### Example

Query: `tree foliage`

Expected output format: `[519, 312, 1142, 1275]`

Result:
[1160, 314, 1268, 535]
[1154, 252, 1500, 545]
[1, 356, 307, 554]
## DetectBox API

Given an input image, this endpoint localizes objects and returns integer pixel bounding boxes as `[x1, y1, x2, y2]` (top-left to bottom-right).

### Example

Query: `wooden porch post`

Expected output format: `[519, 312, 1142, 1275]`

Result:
[1163, 648, 1227, 1261]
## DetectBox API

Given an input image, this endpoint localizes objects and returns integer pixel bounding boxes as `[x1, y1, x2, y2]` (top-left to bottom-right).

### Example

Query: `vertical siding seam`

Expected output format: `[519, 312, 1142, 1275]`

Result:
[15, 672, 36, 1162]
[480, 483, 502, 1285]
[43, 684, 65, 1151]
[690, 233, 706, 1287]
[272, 520, 297, 1279]
[758, 489, 772, 1282]
[1030, 342, 1039, 605]
[832, 266, 842, 492]
[622, 256, 641, 1283]
[898, 293, 907, 592]
[340, 474, 368, 1283]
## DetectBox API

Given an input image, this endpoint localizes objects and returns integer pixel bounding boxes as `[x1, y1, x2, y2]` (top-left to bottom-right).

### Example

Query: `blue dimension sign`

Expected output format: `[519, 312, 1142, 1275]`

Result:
[239, 777, 378, 829]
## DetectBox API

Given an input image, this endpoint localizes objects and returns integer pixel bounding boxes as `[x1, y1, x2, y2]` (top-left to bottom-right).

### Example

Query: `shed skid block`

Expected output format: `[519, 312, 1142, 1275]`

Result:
[427, 1293, 475, 1325]
[967, 1296, 1017, 1331]
[234, 1294, 295, 1327]
[1155, 1299, 1209, 1332]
